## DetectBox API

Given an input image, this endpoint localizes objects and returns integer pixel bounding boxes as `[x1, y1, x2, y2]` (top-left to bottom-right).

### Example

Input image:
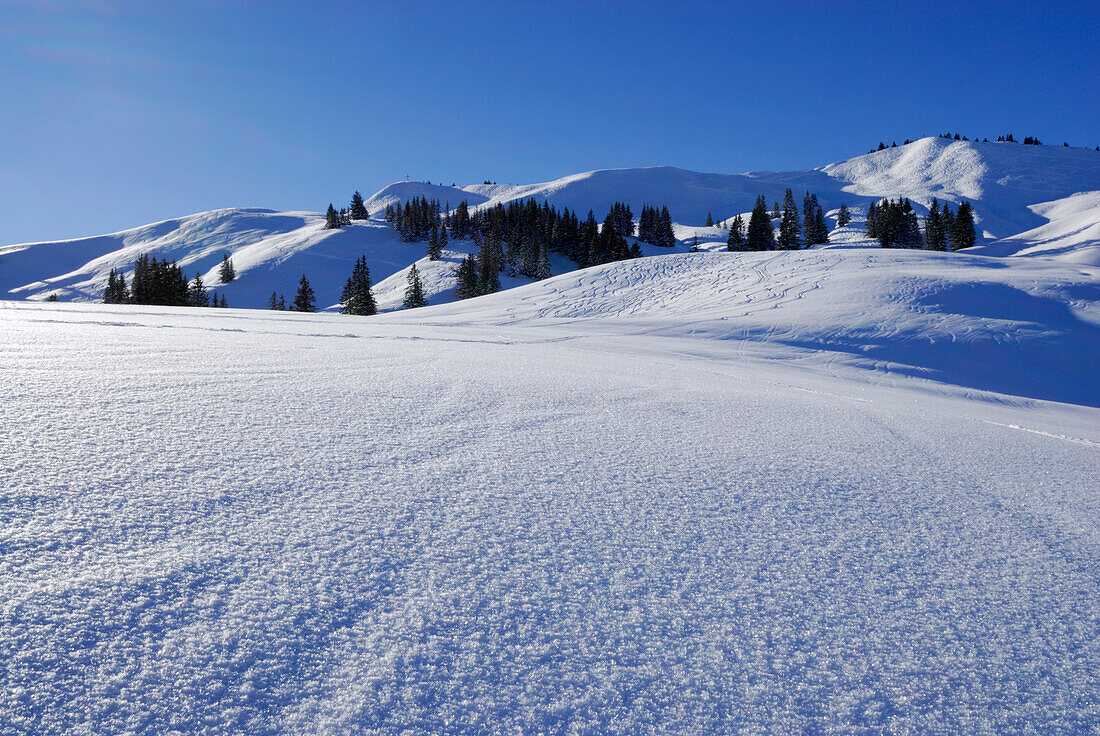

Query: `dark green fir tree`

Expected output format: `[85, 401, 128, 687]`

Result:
[339, 256, 376, 315]
[402, 263, 427, 308]
[294, 274, 317, 312]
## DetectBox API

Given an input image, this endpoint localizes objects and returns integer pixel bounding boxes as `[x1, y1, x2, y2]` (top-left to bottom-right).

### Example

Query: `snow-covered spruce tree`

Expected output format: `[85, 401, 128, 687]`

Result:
[339, 256, 376, 315]
[950, 202, 977, 250]
[777, 188, 801, 249]
[294, 274, 317, 312]
[532, 242, 550, 277]
[746, 196, 775, 251]
[455, 255, 480, 299]
[349, 191, 369, 220]
[219, 254, 235, 283]
[402, 263, 427, 308]
[187, 272, 209, 307]
[836, 203, 851, 227]
[727, 214, 746, 251]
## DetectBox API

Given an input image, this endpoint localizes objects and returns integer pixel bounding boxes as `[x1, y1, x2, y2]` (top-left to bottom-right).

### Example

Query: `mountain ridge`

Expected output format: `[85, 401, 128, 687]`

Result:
[3, 137, 1099, 308]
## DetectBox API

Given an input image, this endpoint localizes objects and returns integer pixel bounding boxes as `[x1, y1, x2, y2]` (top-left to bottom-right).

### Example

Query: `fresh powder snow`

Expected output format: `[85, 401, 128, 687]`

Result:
[2, 244, 1098, 733]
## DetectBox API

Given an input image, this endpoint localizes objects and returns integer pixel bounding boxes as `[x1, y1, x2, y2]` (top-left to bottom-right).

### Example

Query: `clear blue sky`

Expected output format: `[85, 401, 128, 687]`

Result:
[2, 0, 1097, 244]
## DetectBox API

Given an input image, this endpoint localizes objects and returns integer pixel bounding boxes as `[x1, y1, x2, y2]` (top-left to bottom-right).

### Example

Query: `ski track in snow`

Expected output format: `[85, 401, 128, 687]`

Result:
[2, 245, 1099, 735]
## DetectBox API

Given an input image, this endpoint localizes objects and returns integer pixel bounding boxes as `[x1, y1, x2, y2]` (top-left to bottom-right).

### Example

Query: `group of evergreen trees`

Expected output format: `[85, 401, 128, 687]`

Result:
[324, 192, 371, 230]
[266, 255, 428, 314]
[269, 275, 320, 312]
[867, 197, 975, 250]
[637, 204, 675, 247]
[866, 199, 923, 248]
[103, 254, 228, 307]
[385, 197, 442, 242]
[726, 189, 828, 251]
[381, 196, 666, 273]
[447, 198, 644, 279]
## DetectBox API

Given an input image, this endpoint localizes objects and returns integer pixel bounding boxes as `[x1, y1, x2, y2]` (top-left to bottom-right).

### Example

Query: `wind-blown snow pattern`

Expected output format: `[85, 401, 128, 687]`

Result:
[2, 248, 1098, 734]
[4, 137, 1100, 306]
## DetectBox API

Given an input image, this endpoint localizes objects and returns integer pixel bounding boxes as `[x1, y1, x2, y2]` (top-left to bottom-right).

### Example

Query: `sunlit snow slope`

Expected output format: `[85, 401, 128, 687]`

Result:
[4, 137, 1100, 306]
[2, 249, 1098, 734]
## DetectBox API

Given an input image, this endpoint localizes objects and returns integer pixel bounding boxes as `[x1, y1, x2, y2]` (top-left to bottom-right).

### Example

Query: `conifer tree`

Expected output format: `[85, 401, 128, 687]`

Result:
[103, 268, 131, 304]
[428, 225, 442, 260]
[339, 257, 376, 315]
[218, 254, 235, 283]
[866, 201, 879, 239]
[451, 200, 471, 239]
[898, 200, 922, 248]
[950, 202, 977, 250]
[402, 263, 427, 308]
[455, 255, 480, 299]
[727, 214, 746, 251]
[325, 204, 341, 230]
[478, 243, 501, 293]
[219, 294, 228, 308]
[638, 205, 655, 244]
[690, 234, 700, 252]
[349, 191, 369, 220]
[777, 188, 801, 249]
[746, 196, 775, 251]
[187, 272, 209, 307]
[814, 206, 828, 244]
[657, 206, 676, 247]
[268, 291, 279, 310]
[535, 242, 552, 279]
[836, 203, 851, 227]
[429, 223, 447, 260]
[922, 199, 947, 251]
[294, 274, 317, 312]
[277, 294, 287, 311]
[705, 211, 714, 227]
[770, 201, 780, 220]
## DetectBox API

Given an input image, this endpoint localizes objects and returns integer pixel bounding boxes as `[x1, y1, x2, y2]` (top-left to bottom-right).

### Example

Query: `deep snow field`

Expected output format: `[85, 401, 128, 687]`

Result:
[2, 248, 1099, 734]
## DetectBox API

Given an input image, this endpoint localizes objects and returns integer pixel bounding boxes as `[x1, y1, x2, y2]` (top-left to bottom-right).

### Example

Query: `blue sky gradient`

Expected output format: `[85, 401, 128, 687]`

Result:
[2, 0, 1097, 243]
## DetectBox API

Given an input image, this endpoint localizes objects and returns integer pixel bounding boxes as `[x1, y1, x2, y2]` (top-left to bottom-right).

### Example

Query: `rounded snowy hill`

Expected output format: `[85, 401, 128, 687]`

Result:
[398, 247, 1100, 408]
[469, 137, 1100, 243]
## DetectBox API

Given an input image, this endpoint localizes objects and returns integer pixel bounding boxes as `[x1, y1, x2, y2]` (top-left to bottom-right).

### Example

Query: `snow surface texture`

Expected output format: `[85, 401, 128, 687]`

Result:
[2, 249, 1099, 734]
[5, 137, 1100, 307]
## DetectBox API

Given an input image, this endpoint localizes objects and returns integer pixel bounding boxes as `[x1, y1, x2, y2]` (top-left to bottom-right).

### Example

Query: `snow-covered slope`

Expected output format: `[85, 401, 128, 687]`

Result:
[3, 137, 1100, 306]
[0, 209, 506, 310]
[3, 247, 1098, 734]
